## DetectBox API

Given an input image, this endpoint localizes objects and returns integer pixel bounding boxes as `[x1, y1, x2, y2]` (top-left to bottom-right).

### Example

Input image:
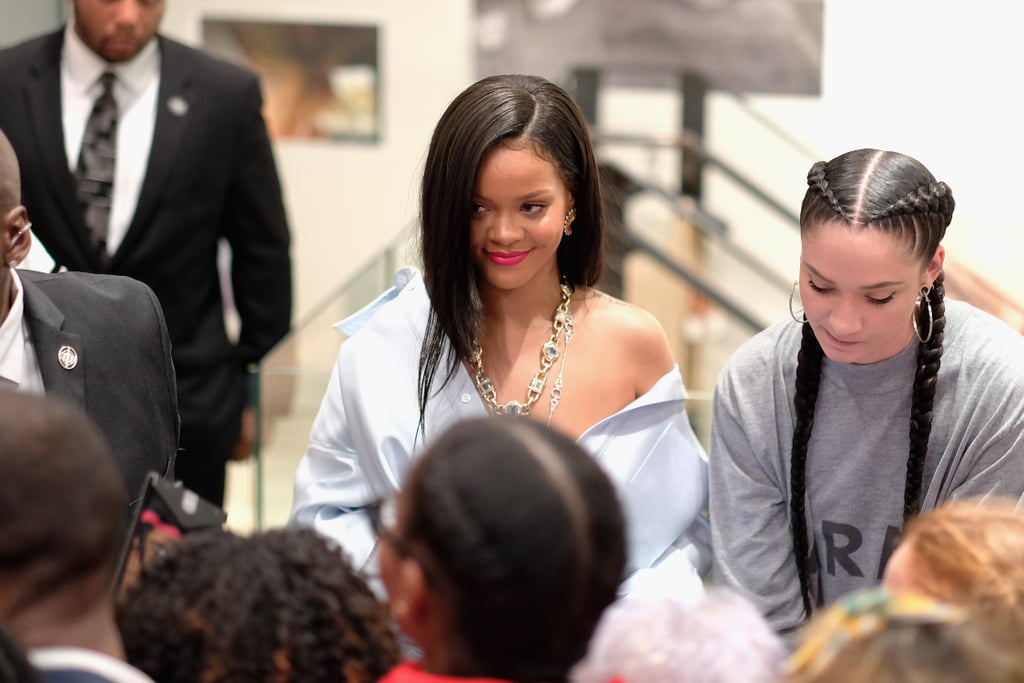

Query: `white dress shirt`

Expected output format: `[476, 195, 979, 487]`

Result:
[31, 647, 156, 683]
[289, 268, 711, 601]
[0, 269, 44, 394]
[61, 19, 160, 256]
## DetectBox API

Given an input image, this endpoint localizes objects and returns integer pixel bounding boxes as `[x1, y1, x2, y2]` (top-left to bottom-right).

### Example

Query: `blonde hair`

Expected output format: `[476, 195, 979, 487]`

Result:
[787, 588, 1024, 683]
[898, 497, 1024, 632]
[789, 615, 1024, 683]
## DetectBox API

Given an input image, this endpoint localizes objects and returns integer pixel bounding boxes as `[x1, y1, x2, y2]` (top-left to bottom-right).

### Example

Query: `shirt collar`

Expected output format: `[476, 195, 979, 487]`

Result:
[0, 269, 28, 387]
[63, 18, 160, 96]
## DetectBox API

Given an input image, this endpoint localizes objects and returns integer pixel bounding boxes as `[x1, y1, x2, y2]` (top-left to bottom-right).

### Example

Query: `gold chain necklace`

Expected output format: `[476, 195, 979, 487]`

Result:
[470, 284, 572, 416]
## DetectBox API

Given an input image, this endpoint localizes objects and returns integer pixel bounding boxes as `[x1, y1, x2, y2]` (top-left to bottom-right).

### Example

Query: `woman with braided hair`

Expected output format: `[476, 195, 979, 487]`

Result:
[709, 148, 1024, 635]
[373, 416, 626, 683]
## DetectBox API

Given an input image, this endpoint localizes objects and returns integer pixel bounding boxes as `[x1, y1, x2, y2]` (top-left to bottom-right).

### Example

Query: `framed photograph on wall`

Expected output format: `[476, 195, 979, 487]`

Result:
[202, 18, 380, 142]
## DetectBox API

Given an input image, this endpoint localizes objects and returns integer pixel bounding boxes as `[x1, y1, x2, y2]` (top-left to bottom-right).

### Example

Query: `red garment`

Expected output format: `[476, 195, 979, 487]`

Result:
[382, 662, 514, 683]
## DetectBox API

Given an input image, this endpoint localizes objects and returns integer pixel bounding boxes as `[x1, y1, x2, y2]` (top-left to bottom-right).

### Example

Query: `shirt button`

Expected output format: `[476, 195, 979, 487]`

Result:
[461, 393, 471, 403]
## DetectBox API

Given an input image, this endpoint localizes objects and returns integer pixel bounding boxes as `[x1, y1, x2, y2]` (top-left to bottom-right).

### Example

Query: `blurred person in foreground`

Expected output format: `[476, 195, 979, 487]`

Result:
[116, 527, 400, 683]
[572, 588, 786, 683]
[883, 496, 1024, 635]
[786, 587, 1024, 683]
[0, 391, 153, 683]
[374, 416, 626, 683]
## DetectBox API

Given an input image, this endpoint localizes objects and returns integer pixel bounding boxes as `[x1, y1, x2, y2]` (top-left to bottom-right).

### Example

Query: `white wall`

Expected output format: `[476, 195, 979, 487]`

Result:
[161, 0, 474, 323]
[0, 0, 64, 46]
[708, 0, 1024, 297]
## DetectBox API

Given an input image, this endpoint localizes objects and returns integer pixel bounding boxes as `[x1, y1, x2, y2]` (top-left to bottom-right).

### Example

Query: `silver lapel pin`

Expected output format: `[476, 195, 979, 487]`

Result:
[167, 95, 189, 117]
[57, 345, 78, 370]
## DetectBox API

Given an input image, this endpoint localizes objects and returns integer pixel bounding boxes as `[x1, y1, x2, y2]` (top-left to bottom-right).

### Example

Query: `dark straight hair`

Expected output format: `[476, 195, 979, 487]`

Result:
[790, 148, 954, 618]
[416, 74, 605, 429]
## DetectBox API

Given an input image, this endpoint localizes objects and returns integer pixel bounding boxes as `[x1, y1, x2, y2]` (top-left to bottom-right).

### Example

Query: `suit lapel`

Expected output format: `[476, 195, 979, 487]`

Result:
[112, 36, 192, 267]
[23, 32, 98, 266]
[20, 275, 86, 409]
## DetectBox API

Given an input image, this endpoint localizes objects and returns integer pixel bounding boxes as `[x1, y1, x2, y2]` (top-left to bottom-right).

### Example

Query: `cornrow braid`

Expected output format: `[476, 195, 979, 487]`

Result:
[407, 431, 580, 681]
[412, 447, 516, 597]
[868, 182, 955, 224]
[806, 160, 848, 221]
[790, 319, 825, 618]
[402, 417, 624, 683]
[904, 271, 946, 520]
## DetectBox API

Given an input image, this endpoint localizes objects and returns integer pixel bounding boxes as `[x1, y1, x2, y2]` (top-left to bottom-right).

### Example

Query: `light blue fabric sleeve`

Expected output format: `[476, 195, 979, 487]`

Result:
[581, 368, 710, 602]
[288, 349, 379, 571]
[336, 267, 419, 337]
[289, 267, 425, 571]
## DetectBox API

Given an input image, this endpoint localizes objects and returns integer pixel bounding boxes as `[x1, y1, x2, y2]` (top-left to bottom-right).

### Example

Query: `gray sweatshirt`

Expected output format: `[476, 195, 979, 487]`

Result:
[709, 300, 1024, 632]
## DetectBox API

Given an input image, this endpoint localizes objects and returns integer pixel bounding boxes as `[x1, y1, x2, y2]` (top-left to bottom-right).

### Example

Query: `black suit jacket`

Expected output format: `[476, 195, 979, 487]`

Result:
[0, 30, 292, 448]
[20, 270, 178, 503]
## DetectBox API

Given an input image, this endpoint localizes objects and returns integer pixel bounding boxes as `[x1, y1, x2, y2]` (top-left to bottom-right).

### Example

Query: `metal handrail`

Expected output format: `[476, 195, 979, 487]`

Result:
[602, 160, 793, 296]
[593, 130, 801, 227]
[627, 229, 767, 333]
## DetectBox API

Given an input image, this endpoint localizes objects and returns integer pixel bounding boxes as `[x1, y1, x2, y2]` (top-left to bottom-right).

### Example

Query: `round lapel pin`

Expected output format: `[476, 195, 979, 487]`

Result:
[57, 345, 78, 370]
[167, 95, 189, 117]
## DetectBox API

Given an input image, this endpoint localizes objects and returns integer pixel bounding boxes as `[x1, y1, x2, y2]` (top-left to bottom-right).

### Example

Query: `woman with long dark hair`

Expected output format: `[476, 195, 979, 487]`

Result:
[290, 74, 708, 597]
[710, 148, 1024, 633]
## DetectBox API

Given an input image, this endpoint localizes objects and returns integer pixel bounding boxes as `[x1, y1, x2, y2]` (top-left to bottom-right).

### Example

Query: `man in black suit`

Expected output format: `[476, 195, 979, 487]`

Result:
[0, 0, 293, 505]
[0, 127, 176, 503]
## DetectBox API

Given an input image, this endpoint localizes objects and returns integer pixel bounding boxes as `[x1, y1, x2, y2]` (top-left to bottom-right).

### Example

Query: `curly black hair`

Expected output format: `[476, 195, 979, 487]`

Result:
[116, 527, 400, 683]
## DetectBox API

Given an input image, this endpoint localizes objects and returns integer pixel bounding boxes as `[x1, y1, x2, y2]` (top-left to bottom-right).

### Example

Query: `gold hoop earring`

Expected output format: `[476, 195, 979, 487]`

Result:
[912, 285, 933, 344]
[562, 207, 576, 236]
[789, 281, 805, 323]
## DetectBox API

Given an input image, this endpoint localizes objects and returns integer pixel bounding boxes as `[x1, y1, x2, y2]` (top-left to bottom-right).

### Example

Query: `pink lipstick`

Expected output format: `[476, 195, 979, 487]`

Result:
[487, 251, 529, 266]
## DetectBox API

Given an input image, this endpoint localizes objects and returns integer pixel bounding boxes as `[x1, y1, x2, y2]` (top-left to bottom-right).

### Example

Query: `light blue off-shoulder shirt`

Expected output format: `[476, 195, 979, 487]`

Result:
[289, 268, 710, 600]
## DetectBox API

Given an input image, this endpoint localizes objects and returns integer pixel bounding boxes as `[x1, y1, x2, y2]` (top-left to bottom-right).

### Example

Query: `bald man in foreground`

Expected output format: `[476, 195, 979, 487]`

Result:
[0, 128, 177, 503]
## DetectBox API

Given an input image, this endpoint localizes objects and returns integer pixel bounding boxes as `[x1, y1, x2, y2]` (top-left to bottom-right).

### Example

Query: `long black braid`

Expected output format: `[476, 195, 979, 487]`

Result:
[904, 272, 945, 519]
[790, 150, 954, 618]
[790, 319, 825, 617]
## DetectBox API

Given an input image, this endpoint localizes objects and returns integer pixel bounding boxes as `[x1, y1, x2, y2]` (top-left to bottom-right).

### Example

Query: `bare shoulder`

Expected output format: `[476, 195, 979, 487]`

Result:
[577, 289, 676, 388]
[582, 289, 669, 343]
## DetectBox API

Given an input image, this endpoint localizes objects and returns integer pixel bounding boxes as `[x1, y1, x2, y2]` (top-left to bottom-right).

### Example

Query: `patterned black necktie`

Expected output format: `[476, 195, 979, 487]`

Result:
[75, 71, 118, 258]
